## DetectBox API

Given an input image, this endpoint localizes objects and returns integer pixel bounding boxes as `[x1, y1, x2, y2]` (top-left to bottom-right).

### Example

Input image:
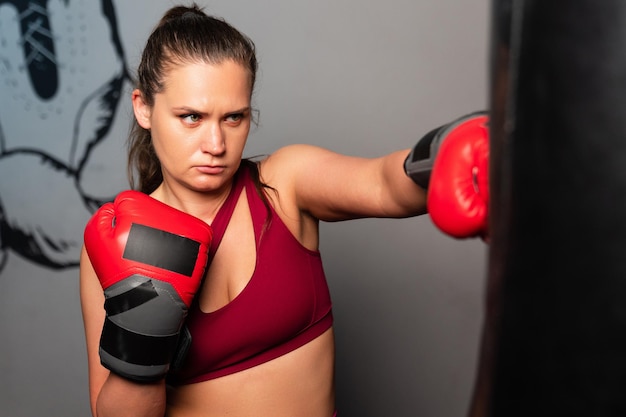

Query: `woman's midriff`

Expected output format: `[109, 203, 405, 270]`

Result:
[165, 328, 336, 417]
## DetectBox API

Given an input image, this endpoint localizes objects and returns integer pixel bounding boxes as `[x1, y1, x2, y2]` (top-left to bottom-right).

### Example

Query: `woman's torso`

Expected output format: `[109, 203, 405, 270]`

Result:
[165, 162, 336, 417]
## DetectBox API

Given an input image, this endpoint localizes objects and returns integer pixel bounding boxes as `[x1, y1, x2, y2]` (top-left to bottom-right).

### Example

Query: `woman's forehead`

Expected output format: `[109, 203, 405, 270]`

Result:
[157, 61, 252, 109]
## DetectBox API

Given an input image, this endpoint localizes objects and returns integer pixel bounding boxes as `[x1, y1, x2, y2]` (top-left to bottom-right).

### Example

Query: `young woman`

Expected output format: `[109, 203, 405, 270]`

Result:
[80, 4, 488, 417]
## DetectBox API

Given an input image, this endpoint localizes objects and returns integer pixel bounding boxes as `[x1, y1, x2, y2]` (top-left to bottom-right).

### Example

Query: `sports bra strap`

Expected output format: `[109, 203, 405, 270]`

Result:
[207, 168, 246, 262]
[245, 173, 271, 241]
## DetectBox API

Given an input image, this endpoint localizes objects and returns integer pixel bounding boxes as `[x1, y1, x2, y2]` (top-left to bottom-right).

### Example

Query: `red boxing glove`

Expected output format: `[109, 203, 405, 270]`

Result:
[427, 113, 489, 239]
[84, 190, 212, 381]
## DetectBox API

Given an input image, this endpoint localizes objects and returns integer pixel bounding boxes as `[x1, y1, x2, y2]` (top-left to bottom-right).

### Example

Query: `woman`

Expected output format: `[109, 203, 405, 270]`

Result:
[80, 4, 488, 417]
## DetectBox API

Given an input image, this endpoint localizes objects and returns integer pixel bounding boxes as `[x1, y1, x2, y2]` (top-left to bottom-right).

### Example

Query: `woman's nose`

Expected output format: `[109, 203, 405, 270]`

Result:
[201, 123, 225, 155]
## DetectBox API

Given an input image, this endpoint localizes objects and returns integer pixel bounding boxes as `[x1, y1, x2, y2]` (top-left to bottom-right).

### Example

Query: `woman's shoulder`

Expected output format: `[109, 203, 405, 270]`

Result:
[259, 144, 333, 178]
[259, 144, 329, 203]
[257, 145, 322, 247]
[265, 143, 326, 163]
[258, 144, 329, 195]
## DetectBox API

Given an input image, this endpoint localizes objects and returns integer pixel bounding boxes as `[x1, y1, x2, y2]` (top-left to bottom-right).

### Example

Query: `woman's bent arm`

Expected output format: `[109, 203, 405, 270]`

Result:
[96, 375, 166, 417]
[80, 246, 167, 417]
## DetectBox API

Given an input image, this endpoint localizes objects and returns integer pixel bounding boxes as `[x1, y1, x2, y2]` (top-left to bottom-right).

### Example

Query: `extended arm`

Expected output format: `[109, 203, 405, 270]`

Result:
[262, 144, 427, 223]
[262, 112, 488, 239]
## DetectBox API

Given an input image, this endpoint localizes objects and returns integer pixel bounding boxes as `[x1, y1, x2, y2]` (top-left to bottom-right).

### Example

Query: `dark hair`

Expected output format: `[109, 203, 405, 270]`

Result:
[127, 4, 260, 194]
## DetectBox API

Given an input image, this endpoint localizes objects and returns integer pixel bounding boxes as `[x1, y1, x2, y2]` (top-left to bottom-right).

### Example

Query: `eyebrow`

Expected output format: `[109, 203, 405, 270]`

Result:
[226, 106, 252, 115]
[173, 106, 251, 116]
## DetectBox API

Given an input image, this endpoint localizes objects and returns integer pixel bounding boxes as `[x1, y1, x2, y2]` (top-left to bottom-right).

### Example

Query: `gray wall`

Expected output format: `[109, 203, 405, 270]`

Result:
[0, 1, 489, 415]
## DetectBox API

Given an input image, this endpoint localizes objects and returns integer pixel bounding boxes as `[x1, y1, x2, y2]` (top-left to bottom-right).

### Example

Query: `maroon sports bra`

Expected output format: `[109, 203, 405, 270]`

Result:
[168, 164, 333, 385]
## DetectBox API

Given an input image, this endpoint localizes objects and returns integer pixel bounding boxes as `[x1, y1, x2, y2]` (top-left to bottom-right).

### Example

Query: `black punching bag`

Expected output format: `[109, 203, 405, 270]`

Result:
[469, 1, 626, 416]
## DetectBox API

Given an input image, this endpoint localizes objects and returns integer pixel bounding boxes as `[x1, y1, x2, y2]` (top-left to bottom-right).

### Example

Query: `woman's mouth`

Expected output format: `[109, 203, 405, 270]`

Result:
[196, 165, 225, 175]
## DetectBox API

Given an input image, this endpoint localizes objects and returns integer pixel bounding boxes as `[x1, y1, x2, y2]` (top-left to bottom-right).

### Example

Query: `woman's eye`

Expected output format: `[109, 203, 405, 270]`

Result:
[226, 110, 251, 124]
[225, 113, 243, 123]
[181, 114, 200, 124]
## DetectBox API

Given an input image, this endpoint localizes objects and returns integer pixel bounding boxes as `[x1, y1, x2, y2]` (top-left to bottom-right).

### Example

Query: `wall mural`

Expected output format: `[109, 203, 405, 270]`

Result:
[0, 0, 129, 272]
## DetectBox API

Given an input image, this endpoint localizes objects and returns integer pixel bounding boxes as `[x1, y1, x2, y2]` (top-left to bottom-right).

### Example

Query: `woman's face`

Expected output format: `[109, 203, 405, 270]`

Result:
[134, 59, 252, 195]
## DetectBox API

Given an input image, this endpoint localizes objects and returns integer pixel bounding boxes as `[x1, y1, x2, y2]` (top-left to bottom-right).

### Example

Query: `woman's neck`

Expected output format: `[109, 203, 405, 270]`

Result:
[150, 180, 234, 224]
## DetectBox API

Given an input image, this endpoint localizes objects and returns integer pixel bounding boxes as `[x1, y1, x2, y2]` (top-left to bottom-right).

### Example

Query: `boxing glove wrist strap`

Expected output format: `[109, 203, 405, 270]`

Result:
[404, 111, 488, 189]
[404, 126, 442, 189]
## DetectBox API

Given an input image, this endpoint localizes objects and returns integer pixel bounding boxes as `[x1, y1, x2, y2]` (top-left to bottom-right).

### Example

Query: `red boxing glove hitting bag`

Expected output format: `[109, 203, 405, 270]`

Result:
[405, 112, 489, 238]
[84, 190, 212, 381]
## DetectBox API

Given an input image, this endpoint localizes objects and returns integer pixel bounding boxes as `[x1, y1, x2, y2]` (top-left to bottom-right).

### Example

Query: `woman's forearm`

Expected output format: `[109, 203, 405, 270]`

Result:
[95, 374, 166, 417]
[382, 149, 428, 216]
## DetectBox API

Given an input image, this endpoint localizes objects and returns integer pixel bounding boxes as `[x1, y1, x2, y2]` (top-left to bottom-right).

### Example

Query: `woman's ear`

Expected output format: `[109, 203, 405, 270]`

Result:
[132, 89, 152, 129]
